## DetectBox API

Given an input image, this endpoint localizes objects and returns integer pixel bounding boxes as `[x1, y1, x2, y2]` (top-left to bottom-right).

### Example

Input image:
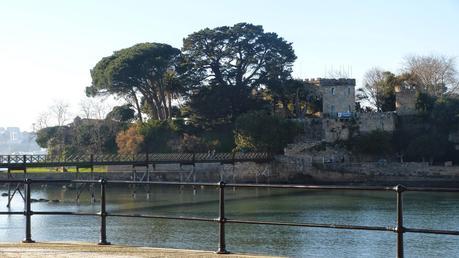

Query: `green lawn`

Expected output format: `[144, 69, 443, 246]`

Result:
[9, 166, 107, 173]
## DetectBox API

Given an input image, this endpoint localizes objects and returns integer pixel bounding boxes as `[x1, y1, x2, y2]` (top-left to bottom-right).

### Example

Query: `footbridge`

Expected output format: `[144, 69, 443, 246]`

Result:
[0, 152, 271, 170]
[0, 152, 272, 207]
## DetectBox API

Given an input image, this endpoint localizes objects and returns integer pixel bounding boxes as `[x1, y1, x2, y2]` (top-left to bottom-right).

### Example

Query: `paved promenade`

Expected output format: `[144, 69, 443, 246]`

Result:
[0, 242, 278, 258]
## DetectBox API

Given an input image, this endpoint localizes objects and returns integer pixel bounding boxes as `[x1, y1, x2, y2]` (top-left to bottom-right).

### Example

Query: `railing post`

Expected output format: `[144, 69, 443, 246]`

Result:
[98, 179, 110, 245]
[216, 181, 229, 254]
[395, 185, 406, 258]
[22, 179, 35, 243]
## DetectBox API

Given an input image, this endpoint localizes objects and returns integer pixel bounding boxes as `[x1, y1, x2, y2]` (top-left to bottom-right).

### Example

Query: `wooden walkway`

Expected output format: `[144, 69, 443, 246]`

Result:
[0, 153, 271, 169]
[0, 242, 279, 258]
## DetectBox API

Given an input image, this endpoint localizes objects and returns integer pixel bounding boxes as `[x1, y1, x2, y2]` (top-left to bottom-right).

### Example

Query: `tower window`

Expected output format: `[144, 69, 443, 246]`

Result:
[331, 87, 335, 95]
[348, 87, 351, 96]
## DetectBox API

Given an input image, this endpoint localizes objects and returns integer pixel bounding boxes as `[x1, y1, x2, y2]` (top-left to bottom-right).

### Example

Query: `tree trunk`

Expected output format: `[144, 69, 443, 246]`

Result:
[167, 92, 172, 119]
[130, 89, 143, 123]
[281, 99, 289, 118]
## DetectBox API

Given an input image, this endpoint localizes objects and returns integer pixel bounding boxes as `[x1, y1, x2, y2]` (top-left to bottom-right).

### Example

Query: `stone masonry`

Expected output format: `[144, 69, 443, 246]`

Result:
[306, 78, 356, 116]
[357, 112, 396, 133]
[395, 83, 417, 115]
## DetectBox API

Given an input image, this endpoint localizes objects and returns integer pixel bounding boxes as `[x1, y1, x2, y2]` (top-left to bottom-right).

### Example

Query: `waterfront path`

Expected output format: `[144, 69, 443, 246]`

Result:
[0, 242, 278, 258]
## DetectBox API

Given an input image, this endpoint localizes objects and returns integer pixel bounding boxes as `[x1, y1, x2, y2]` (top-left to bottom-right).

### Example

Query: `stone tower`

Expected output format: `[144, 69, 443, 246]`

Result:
[395, 83, 417, 115]
[308, 78, 356, 117]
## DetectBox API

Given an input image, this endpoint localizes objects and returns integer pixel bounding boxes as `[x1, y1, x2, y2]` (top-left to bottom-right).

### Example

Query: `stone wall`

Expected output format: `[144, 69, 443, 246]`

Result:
[395, 85, 417, 115]
[315, 161, 459, 185]
[301, 118, 323, 140]
[314, 78, 356, 115]
[322, 118, 353, 142]
[313, 112, 396, 142]
[357, 112, 396, 133]
[1, 158, 458, 186]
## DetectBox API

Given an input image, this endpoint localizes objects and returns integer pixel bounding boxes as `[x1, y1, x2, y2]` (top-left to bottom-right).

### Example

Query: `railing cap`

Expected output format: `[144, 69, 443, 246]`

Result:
[393, 184, 407, 193]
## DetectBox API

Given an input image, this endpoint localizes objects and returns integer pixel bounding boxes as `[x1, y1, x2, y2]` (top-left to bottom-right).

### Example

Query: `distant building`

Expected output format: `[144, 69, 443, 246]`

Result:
[299, 78, 399, 142]
[306, 78, 356, 117]
[6, 127, 21, 144]
[395, 83, 417, 115]
[0, 127, 45, 154]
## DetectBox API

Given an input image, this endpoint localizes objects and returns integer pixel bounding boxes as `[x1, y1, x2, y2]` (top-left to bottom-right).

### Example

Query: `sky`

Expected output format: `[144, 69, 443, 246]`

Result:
[1, 0, 458, 131]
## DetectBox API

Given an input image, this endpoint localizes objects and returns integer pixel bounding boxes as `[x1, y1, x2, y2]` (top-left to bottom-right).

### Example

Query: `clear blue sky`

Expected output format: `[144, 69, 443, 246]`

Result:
[1, 0, 458, 130]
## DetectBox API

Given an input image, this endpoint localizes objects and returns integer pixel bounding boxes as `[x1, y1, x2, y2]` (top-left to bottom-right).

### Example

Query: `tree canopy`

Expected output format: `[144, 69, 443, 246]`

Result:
[234, 111, 300, 153]
[182, 23, 296, 89]
[357, 68, 397, 112]
[106, 104, 135, 123]
[264, 77, 321, 118]
[181, 23, 296, 125]
[87, 43, 182, 121]
[402, 55, 459, 96]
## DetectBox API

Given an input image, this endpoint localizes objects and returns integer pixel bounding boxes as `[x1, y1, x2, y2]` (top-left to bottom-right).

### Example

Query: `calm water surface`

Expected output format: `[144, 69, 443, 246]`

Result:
[0, 184, 458, 257]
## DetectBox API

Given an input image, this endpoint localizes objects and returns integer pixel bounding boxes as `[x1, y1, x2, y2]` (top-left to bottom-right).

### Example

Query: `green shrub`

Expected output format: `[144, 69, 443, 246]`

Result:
[139, 120, 180, 153]
[350, 130, 394, 156]
[234, 111, 301, 154]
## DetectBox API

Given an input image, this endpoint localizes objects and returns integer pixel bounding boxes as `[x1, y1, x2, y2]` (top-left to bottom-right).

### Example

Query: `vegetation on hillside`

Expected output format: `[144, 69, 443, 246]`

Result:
[37, 23, 303, 155]
[35, 24, 459, 164]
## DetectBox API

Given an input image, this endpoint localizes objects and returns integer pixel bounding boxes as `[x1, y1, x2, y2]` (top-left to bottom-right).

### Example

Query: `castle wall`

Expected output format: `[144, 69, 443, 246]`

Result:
[322, 118, 352, 142]
[395, 85, 417, 115]
[318, 79, 356, 115]
[357, 112, 396, 133]
[395, 91, 417, 115]
[301, 118, 323, 140]
[320, 112, 396, 143]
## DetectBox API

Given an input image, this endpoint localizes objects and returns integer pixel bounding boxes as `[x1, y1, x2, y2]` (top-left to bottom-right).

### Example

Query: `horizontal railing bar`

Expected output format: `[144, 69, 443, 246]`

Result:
[405, 227, 459, 235]
[0, 180, 25, 184]
[106, 180, 219, 187]
[2, 179, 459, 192]
[0, 179, 99, 184]
[30, 179, 100, 184]
[226, 219, 393, 232]
[33, 211, 98, 216]
[108, 213, 216, 222]
[225, 183, 394, 191]
[402, 187, 459, 192]
[0, 211, 24, 215]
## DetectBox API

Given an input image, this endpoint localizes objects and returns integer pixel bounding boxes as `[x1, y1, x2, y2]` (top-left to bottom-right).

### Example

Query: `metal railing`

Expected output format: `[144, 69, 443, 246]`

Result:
[1, 179, 458, 257]
[0, 152, 271, 168]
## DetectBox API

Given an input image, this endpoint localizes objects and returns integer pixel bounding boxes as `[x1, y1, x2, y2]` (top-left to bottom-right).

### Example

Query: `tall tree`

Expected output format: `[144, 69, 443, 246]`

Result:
[87, 43, 183, 121]
[357, 68, 397, 112]
[182, 23, 296, 124]
[402, 55, 459, 96]
[79, 97, 109, 119]
[50, 101, 71, 126]
[264, 74, 321, 118]
[106, 104, 135, 123]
